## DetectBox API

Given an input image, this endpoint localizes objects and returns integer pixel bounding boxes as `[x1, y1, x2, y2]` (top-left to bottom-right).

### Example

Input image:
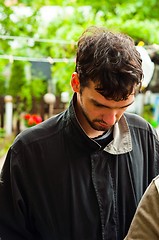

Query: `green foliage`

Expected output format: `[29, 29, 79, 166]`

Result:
[0, 134, 15, 158]
[19, 77, 47, 112]
[0, 128, 5, 138]
[30, 77, 47, 99]
[52, 62, 75, 96]
[8, 61, 26, 97]
[6, 60, 47, 113]
[0, 59, 9, 95]
[0, 77, 7, 96]
[142, 104, 158, 128]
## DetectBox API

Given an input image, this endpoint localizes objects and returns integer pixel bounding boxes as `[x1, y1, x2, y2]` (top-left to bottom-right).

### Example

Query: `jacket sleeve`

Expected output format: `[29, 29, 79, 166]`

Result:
[0, 148, 37, 240]
[124, 176, 159, 240]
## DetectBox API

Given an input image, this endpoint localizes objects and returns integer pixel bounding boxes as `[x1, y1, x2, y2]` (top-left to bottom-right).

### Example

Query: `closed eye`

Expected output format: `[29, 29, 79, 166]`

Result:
[91, 99, 134, 109]
[94, 102, 106, 108]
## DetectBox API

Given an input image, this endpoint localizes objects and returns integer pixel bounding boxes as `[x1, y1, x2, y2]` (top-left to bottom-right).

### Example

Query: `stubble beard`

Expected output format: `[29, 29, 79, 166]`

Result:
[80, 105, 111, 132]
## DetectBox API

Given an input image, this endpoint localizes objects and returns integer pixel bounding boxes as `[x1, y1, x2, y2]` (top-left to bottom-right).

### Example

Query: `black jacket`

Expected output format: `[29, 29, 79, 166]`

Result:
[0, 96, 159, 240]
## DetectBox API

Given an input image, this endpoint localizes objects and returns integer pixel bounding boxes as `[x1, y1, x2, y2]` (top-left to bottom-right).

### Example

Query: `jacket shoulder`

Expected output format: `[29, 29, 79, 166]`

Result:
[12, 111, 68, 151]
[124, 112, 157, 133]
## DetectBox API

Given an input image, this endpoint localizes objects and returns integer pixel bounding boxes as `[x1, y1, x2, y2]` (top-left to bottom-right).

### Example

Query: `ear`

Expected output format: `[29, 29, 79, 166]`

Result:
[71, 72, 80, 93]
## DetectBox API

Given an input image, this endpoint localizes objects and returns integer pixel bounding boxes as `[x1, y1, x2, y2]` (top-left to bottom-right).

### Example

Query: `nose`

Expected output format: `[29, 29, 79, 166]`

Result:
[102, 110, 118, 126]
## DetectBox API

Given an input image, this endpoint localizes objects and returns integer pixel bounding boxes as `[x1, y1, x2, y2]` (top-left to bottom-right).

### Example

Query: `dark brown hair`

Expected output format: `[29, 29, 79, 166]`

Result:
[75, 26, 143, 101]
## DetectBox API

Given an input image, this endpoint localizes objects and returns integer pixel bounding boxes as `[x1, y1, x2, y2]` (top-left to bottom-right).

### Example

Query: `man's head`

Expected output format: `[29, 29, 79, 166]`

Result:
[71, 26, 143, 137]
[74, 26, 143, 101]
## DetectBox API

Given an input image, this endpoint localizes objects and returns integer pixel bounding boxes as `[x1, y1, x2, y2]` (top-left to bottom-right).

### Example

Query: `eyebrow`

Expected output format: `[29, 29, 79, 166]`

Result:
[91, 99, 134, 109]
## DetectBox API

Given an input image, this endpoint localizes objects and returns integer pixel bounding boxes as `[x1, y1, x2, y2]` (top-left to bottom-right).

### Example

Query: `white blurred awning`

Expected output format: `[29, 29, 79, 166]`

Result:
[136, 46, 155, 88]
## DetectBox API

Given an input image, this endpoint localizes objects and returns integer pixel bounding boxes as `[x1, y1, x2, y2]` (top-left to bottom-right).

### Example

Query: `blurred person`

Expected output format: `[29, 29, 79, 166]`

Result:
[0, 26, 159, 240]
[125, 175, 159, 239]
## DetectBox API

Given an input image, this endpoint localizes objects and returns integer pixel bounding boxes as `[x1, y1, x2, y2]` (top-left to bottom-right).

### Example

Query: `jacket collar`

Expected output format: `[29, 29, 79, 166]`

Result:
[154, 175, 159, 194]
[104, 115, 132, 154]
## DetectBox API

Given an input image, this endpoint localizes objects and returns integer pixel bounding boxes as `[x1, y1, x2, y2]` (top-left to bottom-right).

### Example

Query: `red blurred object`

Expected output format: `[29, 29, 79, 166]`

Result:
[24, 114, 42, 127]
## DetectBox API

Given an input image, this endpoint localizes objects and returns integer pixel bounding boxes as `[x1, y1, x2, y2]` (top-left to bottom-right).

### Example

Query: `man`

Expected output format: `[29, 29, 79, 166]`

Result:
[0, 26, 159, 240]
[125, 175, 159, 239]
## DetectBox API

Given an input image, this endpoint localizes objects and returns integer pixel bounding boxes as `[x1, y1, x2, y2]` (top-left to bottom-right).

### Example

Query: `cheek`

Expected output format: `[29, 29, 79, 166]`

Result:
[82, 102, 97, 115]
[90, 107, 103, 117]
[81, 101, 96, 118]
[88, 108, 99, 118]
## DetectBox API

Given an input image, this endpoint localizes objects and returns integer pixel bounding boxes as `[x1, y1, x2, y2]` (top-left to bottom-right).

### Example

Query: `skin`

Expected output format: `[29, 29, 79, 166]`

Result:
[71, 72, 135, 138]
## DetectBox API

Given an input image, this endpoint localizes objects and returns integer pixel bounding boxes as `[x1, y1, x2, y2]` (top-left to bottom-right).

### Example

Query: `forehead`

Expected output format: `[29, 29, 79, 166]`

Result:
[82, 81, 135, 107]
